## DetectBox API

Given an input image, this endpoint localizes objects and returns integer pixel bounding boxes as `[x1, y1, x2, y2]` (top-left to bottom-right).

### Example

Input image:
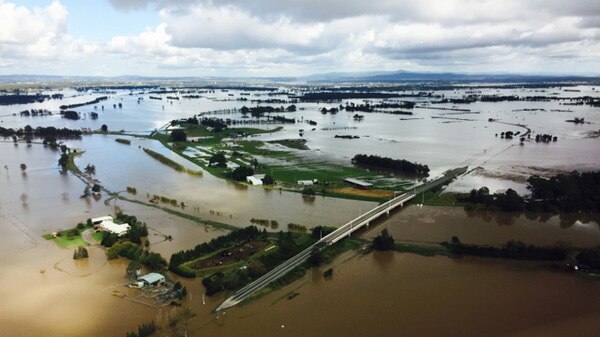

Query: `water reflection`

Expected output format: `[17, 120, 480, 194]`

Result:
[372, 250, 395, 272]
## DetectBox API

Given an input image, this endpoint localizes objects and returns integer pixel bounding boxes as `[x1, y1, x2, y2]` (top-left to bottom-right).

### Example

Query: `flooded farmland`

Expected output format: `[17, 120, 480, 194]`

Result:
[1, 83, 600, 336]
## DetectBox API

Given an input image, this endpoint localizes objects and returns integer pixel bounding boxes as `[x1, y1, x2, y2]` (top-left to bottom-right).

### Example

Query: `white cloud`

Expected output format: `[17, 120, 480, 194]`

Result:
[0, 1, 98, 72]
[2, 0, 600, 76]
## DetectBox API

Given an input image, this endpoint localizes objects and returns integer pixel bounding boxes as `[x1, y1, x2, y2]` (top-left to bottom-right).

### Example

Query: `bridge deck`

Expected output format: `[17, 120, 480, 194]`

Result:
[216, 166, 468, 311]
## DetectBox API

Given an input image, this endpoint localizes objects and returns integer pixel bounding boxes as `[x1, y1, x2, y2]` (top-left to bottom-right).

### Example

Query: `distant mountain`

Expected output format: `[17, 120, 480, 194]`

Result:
[0, 71, 597, 85]
[301, 70, 599, 83]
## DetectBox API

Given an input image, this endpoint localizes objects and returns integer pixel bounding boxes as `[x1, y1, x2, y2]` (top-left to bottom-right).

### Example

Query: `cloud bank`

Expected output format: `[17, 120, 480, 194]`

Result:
[1, 0, 599, 76]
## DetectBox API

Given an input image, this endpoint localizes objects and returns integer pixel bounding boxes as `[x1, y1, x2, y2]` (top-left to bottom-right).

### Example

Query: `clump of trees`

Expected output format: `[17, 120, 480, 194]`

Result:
[527, 171, 600, 212]
[0, 93, 49, 105]
[106, 241, 166, 270]
[59, 96, 107, 110]
[262, 174, 274, 185]
[373, 229, 395, 251]
[443, 236, 567, 261]
[209, 152, 227, 168]
[576, 246, 600, 271]
[99, 212, 161, 270]
[302, 187, 316, 197]
[170, 129, 187, 142]
[0, 125, 82, 139]
[230, 166, 254, 181]
[73, 246, 89, 260]
[352, 154, 430, 176]
[465, 171, 600, 213]
[125, 321, 157, 337]
[461, 187, 524, 212]
[61, 110, 80, 120]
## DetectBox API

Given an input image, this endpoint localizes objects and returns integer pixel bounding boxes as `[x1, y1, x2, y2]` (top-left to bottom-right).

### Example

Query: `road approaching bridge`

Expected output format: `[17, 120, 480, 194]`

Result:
[216, 166, 468, 311]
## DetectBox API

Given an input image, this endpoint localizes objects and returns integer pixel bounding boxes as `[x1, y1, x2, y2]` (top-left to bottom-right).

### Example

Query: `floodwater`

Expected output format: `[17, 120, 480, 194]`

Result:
[71, 134, 375, 229]
[2, 85, 599, 191]
[184, 252, 600, 337]
[1, 84, 600, 336]
[369, 205, 600, 247]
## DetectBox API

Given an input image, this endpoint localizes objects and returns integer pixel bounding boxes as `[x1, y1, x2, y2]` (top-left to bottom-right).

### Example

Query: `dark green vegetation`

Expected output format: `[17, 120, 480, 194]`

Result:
[230, 166, 254, 181]
[352, 154, 430, 176]
[59, 96, 107, 110]
[463, 171, 600, 213]
[125, 321, 156, 337]
[299, 92, 401, 100]
[576, 247, 600, 271]
[0, 93, 62, 105]
[73, 246, 89, 260]
[152, 120, 410, 201]
[100, 213, 167, 271]
[169, 226, 265, 277]
[142, 148, 202, 176]
[43, 221, 97, 248]
[268, 139, 308, 150]
[115, 138, 131, 145]
[61, 110, 80, 120]
[105, 241, 167, 271]
[0, 125, 82, 140]
[372, 229, 395, 251]
[209, 152, 227, 167]
[170, 225, 356, 297]
[527, 172, 600, 212]
[442, 236, 567, 261]
[461, 187, 524, 211]
[170, 129, 187, 142]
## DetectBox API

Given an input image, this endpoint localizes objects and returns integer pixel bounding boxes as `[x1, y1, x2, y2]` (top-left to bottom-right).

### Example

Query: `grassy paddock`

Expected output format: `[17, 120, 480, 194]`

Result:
[142, 147, 203, 176]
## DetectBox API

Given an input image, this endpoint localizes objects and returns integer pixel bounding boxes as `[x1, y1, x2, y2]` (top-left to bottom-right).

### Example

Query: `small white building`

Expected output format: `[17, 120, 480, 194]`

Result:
[297, 179, 318, 186]
[138, 273, 166, 286]
[91, 216, 113, 225]
[246, 176, 263, 186]
[99, 220, 131, 236]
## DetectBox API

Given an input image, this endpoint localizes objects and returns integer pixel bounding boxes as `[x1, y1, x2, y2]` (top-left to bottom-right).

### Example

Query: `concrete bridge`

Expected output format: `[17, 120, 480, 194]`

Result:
[216, 166, 468, 311]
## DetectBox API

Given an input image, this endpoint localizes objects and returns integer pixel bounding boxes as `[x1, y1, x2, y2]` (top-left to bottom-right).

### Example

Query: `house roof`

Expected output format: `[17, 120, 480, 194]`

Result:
[91, 216, 113, 223]
[246, 176, 263, 185]
[99, 221, 130, 236]
[138, 273, 165, 284]
[344, 178, 373, 188]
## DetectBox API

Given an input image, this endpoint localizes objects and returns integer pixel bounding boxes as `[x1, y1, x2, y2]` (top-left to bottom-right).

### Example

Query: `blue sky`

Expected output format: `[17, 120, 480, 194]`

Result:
[1, 0, 599, 77]
[10, 0, 159, 42]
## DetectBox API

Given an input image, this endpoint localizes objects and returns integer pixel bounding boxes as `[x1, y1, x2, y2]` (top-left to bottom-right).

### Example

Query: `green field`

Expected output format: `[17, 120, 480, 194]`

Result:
[152, 123, 414, 202]
[44, 227, 89, 248]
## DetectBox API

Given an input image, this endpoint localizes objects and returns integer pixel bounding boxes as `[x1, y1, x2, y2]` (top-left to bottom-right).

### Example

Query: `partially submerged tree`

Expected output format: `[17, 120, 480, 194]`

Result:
[373, 228, 395, 251]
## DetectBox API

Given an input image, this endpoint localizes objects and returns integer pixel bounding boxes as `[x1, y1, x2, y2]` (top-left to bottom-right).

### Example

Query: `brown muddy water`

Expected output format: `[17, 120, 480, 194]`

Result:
[369, 205, 600, 247]
[185, 252, 600, 337]
[2, 83, 600, 337]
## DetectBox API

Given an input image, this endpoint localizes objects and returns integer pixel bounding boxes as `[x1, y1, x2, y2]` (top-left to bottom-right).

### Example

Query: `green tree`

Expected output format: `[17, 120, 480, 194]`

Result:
[307, 249, 323, 267]
[84, 163, 96, 175]
[126, 260, 141, 275]
[20, 163, 27, 171]
[262, 174, 274, 185]
[373, 228, 394, 251]
[209, 152, 227, 168]
[231, 166, 254, 181]
[100, 124, 108, 132]
[58, 153, 68, 168]
[171, 129, 187, 142]
[302, 187, 315, 197]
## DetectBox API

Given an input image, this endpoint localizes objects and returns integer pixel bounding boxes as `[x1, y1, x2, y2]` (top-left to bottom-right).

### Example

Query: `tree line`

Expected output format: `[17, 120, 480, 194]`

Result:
[442, 236, 567, 261]
[169, 226, 266, 276]
[0, 125, 82, 139]
[352, 154, 430, 176]
[464, 171, 600, 213]
[59, 96, 107, 110]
